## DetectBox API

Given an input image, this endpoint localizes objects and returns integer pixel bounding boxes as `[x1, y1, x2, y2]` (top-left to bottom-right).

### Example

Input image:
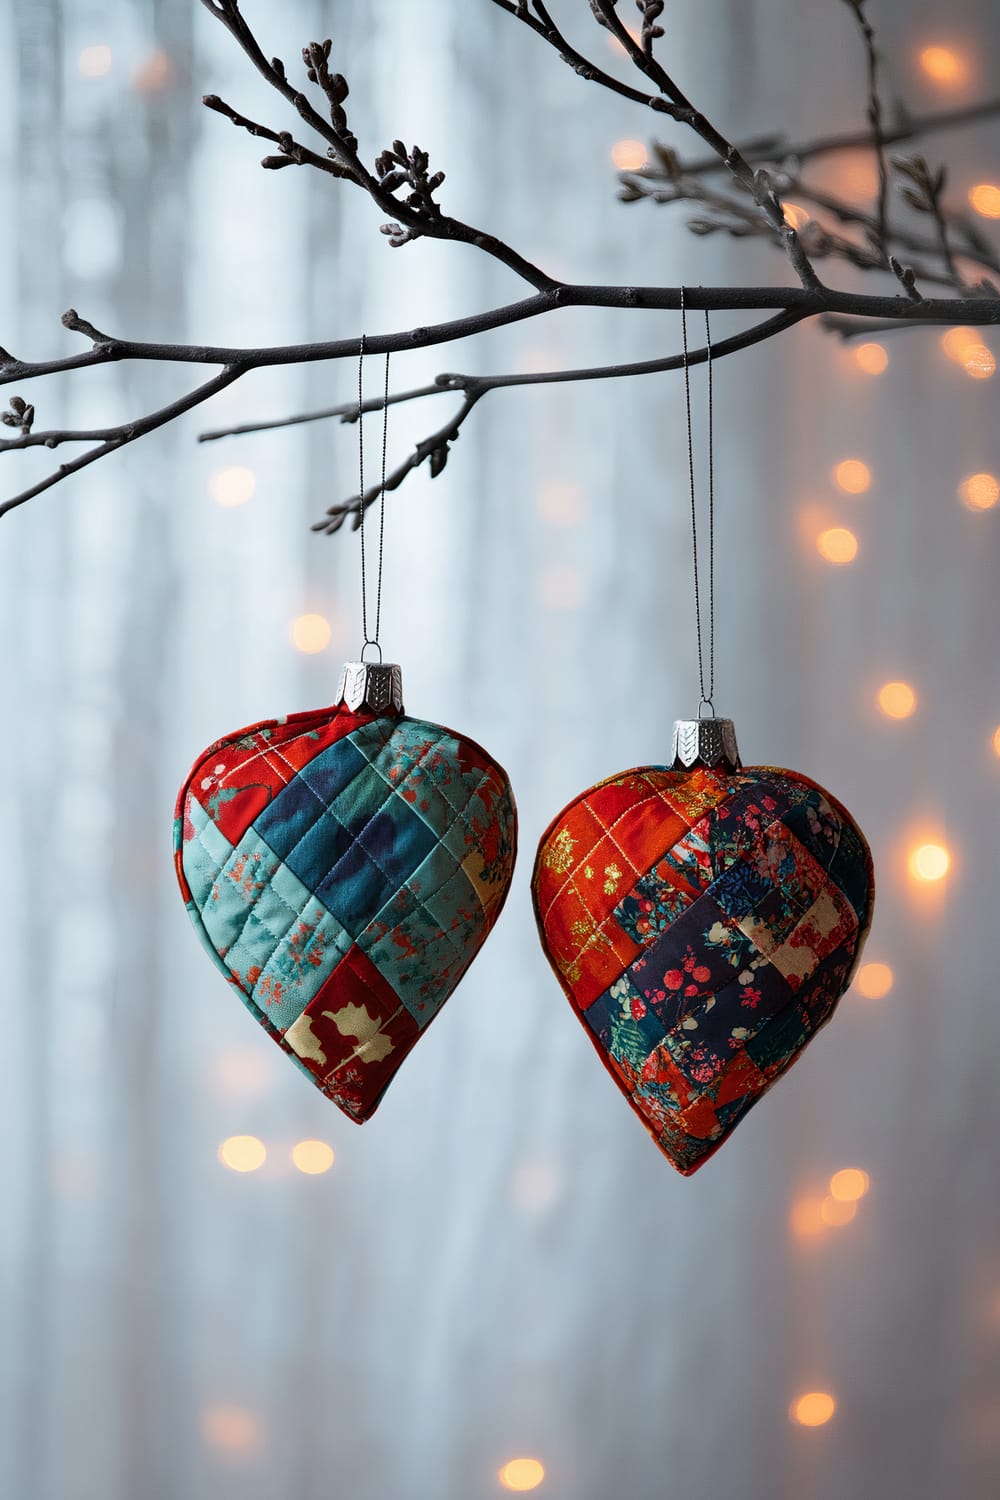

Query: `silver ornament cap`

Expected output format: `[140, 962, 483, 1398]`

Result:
[672, 716, 742, 772]
[335, 660, 404, 716]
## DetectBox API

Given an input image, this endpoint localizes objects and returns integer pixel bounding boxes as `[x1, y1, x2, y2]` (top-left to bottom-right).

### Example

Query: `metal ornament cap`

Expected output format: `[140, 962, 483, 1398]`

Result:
[672, 717, 742, 772]
[335, 660, 404, 716]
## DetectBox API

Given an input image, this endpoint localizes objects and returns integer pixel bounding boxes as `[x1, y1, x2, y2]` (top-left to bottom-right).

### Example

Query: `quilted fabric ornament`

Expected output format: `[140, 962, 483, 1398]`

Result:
[532, 717, 874, 1174]
[174, 660, 517, 1122]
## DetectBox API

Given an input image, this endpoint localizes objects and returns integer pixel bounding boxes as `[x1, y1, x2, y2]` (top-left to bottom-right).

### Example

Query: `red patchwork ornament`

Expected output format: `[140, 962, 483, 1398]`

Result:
[175, 661, 517, 1122]
[532, 717, 874, 1174]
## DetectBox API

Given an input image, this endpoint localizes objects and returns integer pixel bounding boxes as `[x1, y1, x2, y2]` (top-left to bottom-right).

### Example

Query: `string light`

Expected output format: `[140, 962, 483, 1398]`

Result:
[538, 481, 585, 527]
[941, 326, 979, 363]
[291, 1140, 335, 1175]
[959, 472, 1000, 511]
[791, 1392, 837, 1427]
[961, 345, 997, 380]
[499, 1459, 545, 1492]
[210, 465, 256, 508]
[218, 1135, 267, 1173]
[820, 1196, 857, 1227]
[539, 563, 584, 610]
[291, 613, 332, 653]
[783, 203, 810, 231]
[133, 50, 174, 94]
[611, 139, 647, 171]
[789, 1196, 827, 1241]
[201, 1404, 260, 1453]
[908, 842, 951, 883]
[833, 459, 871, 495]
[918, 46, 968, 86]
[854, 343, 889, 375]
[816, 527, 858, 565]
[829, 1168, 870, 1202]
[855, 961, 894, 999]
[993, 726, 1000, 759]
[877, 681, 917, 719]
[79, 44, 112, 78]
[969, 183, 1000, 219]
[216, 1047, 274, 1098]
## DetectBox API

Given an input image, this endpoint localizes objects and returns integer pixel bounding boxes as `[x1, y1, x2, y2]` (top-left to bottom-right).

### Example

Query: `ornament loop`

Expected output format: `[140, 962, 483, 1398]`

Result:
[698, 696, 716, 719]
[361, 638, 383, 665]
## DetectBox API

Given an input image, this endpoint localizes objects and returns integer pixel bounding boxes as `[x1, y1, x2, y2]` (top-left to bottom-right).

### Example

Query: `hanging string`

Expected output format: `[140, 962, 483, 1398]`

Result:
[680, 288, 716, 713]
[357, 336, 391, 660]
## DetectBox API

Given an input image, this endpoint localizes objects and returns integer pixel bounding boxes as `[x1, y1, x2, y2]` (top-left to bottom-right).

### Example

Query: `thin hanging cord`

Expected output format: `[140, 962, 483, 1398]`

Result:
[357, 337, 391, 658]
[680, 289, 716, 710]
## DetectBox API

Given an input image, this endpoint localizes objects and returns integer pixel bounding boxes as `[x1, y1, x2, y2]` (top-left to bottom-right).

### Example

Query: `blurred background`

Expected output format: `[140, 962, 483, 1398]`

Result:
[1, 2, 998, 1497]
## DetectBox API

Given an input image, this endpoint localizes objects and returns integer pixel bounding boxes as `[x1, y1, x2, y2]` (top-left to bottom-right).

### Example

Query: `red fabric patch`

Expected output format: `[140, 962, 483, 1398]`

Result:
[285, 946, 421, 1122]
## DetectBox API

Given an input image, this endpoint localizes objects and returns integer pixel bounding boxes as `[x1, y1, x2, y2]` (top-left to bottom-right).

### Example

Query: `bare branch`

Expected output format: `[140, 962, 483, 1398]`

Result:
[0, 367, 245, 520]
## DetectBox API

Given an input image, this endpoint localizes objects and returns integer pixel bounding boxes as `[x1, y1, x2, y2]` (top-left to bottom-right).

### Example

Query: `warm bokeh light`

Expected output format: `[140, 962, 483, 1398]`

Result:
[201, 1404, 260, 1452]
[79, 44, 113, 78]
[611, 139, 647, 171]
[218, 1135, 267, 1173]
[829, 1168, 870, 1203]
[816, 527, 858, 565]
[789, 1196, 827, 1241]
[538, 480, 585, 527]
[962, 345, 997, 380]
[908, 842, 951, 883]
[918, 46, 968, 86]
[510, 1162, 561, 1212]
[855, 961, 894, 999]
[820, 1195, 858, 1227]
[291, 1139, 335, 1175]
[783, 202, 810, 231]
[499, 1458, 546, 1492]
[878, 681, 917, 719]
[833, 459, 871, 495]
[791, 1392, 837, 1428]
[993, 726, 1000, 759]
[539, 563, 584, 610]
[969, 183, 1000, 219]
[854, 342, 889, 375]
[291, 613, 332, 653]
[210, 465, 256, 508]
[959, 472, 1000, 511]
[133, 50, 174, 94]
[215, 1046, 275, 1098]
[941, 326, 979, 363]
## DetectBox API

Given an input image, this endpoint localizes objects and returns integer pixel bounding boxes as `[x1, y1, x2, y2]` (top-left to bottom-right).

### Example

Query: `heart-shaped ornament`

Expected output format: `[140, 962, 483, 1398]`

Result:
[175, 662, 517, 1122]
[532, 718, 874, 1174]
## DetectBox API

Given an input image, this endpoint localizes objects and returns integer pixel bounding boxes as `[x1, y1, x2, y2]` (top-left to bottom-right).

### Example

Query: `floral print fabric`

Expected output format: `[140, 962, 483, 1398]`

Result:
[533, 764, 873, 1174]
[175, 702, 517, 1122]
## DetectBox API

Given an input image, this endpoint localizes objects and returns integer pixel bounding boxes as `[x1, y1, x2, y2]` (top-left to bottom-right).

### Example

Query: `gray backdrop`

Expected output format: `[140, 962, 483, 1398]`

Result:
[1, 2, 998, 1497]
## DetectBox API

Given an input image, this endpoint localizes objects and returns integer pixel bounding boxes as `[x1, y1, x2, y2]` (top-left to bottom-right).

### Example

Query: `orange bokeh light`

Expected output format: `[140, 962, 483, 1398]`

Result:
[820, 1195, 858, 1227]
[833, 459, 871, 495]
[829, 1168, 870, 1202]
[789, 1196, 827, 1241]
[783, 202, 810, 231]
[959, 473, 1000, 511]
[291, 613, 332, 654]
[218, 1135, 267, 1173]
[611, 139, 647, 171]
[791, 1392, 837, 1427]
[878, 681, 917, 719]
[918, 46, 968, 86]
[816, 527, 858, 565]
[908, 842, 951, 883]
[854, 343, 889, 375]
[499, 1458, 546, 1491]
[855, 962, 894, 999]
[969, 183, 1000, 219]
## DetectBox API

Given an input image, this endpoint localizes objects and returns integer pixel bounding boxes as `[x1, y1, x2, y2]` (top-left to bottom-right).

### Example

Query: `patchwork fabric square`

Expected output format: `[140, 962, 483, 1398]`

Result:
[175, 700, 517, 1122]
[533, 764, 874, 1174]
